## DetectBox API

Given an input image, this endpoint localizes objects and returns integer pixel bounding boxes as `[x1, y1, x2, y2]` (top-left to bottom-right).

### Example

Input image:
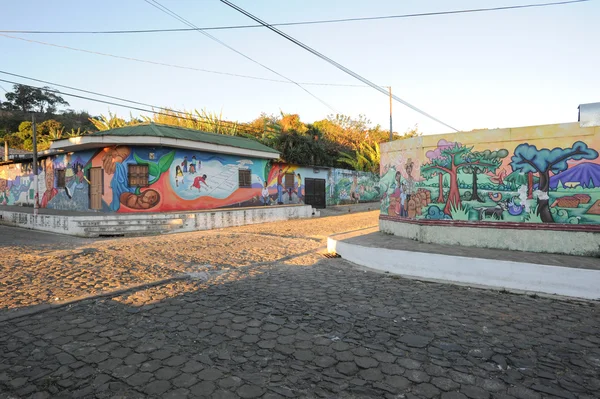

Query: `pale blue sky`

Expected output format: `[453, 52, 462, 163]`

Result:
[1, 0, 598, 134]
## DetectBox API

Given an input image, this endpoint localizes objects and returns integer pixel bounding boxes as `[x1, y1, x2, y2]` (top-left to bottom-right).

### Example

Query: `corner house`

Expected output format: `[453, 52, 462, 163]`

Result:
[0, 124, 381, 214]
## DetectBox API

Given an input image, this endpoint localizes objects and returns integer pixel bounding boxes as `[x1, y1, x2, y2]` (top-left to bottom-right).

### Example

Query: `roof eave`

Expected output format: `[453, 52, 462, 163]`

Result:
[50, 135, 280, 159]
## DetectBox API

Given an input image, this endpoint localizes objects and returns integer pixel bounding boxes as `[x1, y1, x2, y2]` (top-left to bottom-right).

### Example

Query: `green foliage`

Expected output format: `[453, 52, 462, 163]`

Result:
[338, 142, 380, 174]
[523, 206, 543, 223]
[3, 84, 69, 113]
[449, 203, 470, 221]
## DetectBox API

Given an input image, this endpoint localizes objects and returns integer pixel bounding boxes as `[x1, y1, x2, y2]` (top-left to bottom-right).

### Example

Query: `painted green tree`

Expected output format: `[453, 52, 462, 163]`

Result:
[421, 142, 503, 216]
[461, 149, 508, 202]
[510, 141, 598, 223]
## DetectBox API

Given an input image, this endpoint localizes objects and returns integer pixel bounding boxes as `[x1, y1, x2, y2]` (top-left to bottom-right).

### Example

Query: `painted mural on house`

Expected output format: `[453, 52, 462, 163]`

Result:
[0, 146, 381, 213]
[380, 122, 600, 225]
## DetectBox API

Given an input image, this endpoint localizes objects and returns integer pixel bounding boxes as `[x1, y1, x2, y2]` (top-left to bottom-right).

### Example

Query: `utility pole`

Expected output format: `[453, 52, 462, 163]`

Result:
[388, 86, 393, 142]
[32, 113, 39, 216]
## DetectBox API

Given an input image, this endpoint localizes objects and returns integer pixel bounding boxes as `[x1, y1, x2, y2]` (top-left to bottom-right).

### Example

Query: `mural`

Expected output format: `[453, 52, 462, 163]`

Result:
[380, 122, 600, 225]
[326, 168, 381, 206]
[0, 145, 382, 213]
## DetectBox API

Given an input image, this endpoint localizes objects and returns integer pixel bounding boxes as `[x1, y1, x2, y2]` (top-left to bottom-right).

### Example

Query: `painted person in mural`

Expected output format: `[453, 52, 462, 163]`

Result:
[175, 165, 184, 187]
[296, 173, 303, 202]
[65, 163, 89, 199]
[103, 146, 135, 211]
[181, 156, 188, 173]
[404, 158, 415, 199]
[189, 155, 197, 174]
[277, 168, 284, 204]
[190, 174, 209, 191]
[261, 181, 270, 206]
[40, 159, 58, 208]
[350, 174, 360, 203]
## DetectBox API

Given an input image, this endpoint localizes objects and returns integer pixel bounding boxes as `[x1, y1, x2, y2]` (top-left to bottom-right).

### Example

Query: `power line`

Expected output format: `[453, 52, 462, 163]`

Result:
[0, 34, 365, 88]
[1, 0, 590, 35]
[220, 0, 459, 132]
[0, 77, 276, 137]
[143, 0, 339, 113]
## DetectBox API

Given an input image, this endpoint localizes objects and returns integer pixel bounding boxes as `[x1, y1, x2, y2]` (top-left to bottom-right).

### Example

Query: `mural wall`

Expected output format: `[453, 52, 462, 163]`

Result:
[380, 122, 600, 225]
[0, 146, 381, 213]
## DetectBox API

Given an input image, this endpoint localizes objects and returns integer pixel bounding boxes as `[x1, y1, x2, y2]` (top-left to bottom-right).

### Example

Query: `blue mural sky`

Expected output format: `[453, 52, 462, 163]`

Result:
[1, 0, 598, 134]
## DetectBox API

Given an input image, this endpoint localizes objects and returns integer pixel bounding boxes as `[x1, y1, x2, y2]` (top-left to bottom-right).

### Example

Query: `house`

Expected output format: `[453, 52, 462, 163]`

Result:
[0, 123, 382, 213]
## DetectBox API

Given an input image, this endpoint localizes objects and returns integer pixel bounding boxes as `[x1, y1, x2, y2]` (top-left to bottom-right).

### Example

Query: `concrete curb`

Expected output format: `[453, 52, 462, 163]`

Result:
[328, 234, 600, 300]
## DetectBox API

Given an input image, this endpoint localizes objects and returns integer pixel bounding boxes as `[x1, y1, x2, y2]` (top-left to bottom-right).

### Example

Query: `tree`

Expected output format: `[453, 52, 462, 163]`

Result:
[510, 141, 598, 223]
[421, 141, 503, 215]
[461, 149, 508, 202]
[338, 142, 380, 174]
[4, 84, 69, 113]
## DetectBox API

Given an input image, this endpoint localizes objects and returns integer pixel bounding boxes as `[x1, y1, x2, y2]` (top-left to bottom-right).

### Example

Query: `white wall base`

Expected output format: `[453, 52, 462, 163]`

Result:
[0, 205, 318, 237]
[328, 236, 600, 300]
[380, 219, 600, 257]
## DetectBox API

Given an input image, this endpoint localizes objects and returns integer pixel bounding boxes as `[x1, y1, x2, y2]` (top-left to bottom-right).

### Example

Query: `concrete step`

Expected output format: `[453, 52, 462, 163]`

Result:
[76, 218, 184, 227]
[83, 223, 184, 236]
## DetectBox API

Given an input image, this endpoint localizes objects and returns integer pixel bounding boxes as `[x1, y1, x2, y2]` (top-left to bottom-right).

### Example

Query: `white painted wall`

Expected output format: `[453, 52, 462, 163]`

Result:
[380, 219, 600, 257]
[328, 236, 600, 300]
[0, 205, 318, 237]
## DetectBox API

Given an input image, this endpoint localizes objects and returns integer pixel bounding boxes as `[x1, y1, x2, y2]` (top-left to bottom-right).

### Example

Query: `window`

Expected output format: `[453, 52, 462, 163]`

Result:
[238, 169, 252, 188]
[128, 164, 149, 187]
[284, 173, 295, 189]
[56, 169, 66, 188]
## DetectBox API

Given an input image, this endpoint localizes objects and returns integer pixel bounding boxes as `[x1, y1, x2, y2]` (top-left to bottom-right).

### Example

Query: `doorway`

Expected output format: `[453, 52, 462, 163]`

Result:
[89, 167, 103, 210]
[304, 178, 326, 208]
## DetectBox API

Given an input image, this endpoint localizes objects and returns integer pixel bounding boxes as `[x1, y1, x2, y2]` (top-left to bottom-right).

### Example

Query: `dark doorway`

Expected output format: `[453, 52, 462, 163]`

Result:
[305, 178, 326, 208]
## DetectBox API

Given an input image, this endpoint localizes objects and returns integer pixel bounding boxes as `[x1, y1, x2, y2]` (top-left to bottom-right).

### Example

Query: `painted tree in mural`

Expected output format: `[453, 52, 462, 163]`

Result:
[510, 141, 598, 223]
[421, 141, 504, 215]
[461, 149, 509, 202]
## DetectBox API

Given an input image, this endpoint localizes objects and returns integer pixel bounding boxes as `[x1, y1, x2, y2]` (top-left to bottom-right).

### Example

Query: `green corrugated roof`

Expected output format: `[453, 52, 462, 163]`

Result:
[89, 123, 279, 155]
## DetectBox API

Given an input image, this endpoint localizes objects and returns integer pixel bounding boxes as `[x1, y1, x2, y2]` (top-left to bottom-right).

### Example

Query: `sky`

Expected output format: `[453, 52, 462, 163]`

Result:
[1, 0, 598, 135]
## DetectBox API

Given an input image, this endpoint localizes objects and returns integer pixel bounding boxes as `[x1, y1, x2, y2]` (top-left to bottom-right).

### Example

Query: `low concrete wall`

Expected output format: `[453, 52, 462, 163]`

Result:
[379, 218, 600, 257]
[328, 234, 600, 300]
[0, 205, 317, 237]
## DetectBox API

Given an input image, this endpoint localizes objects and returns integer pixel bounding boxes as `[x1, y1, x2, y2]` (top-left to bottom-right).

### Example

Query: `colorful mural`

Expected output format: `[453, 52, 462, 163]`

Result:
[326, 169, 381, 206]
[380, 122, 600, 225]
[0, 145, 382, 213]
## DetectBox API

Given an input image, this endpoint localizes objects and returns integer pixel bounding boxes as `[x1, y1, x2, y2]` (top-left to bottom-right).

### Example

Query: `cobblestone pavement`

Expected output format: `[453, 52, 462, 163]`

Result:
[0, 212, 378, 311]
[1, 255, 599, 399]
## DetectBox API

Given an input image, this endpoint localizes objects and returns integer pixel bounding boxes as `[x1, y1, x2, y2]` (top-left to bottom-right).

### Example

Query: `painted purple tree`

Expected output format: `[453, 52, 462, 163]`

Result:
[510, 141, 598, 223]
[425, 139, 454, 203]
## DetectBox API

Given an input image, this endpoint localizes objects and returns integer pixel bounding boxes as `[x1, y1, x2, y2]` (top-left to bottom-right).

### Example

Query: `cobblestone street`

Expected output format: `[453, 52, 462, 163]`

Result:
[1, 211, 599, 398]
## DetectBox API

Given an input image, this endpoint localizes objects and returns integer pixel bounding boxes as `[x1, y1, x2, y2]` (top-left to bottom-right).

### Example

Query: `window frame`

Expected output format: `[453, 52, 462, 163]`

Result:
[238, 169, 252, 188]
[284, 173, 295, 189]
[56, 169, 66, 188]
[128, 164, 150, 187]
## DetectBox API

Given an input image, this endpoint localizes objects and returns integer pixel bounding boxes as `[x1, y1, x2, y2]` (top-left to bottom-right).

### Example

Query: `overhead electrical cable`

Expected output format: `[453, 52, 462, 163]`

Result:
[0, 34, 365, 88]
[143, 0, 339, 112]
[1, 0, 590, 34]
[0, 77, 277, 136]
[220, 0, 459, 132]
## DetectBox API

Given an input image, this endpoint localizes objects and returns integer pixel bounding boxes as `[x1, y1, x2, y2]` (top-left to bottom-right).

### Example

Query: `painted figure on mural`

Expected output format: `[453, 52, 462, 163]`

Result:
[102, 146, 133, 211]
[277, 168, 284, 204]
[190, 174, 209, 191]
[175, 165, 184, 187]
[40, 159, 58, 208]
[296, 173, 303, 202]
[65, 163, 89, 199]
[350, 175, 360, 203]
[181, 156, 188, 173]
[404, 159, 415, 197]
[120, 189, 160, 210]
[261, 181, 270, 206]
[189, 156, 197, 174]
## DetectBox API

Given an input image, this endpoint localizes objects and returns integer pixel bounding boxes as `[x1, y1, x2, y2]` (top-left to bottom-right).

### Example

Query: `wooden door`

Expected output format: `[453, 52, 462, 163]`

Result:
[305, 178, 326, 209]
[89, 167, 103, 210]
